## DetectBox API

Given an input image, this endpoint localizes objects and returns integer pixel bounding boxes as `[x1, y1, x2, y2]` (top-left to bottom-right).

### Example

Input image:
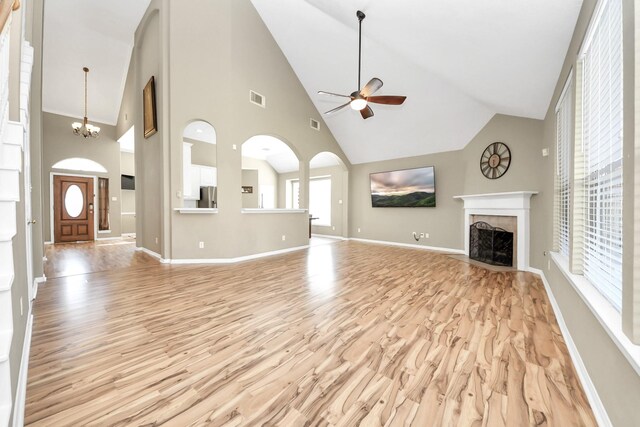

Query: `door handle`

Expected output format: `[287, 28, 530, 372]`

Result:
[27, 219, 36, 225]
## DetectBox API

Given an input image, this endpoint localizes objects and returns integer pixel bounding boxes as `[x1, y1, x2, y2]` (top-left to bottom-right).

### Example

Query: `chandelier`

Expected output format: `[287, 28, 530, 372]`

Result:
[72, 67, 100, 138]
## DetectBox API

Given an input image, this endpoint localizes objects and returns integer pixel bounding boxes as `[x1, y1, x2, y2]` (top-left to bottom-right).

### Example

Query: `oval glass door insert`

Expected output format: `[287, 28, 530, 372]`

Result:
[64, 184, 84, 218]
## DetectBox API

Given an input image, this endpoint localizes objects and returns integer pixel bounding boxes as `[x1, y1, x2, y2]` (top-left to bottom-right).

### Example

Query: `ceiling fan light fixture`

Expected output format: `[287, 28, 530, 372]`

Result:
[350, 97, 368, 111]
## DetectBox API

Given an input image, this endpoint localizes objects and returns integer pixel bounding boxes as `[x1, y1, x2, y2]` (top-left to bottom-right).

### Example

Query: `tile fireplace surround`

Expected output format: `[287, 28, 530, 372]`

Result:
[454, 191, 538, 271]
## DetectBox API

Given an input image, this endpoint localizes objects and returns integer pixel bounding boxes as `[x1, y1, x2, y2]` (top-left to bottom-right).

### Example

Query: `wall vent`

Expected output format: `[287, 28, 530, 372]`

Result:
[310, 118, 320, 131]
[249, 90, 266, 108]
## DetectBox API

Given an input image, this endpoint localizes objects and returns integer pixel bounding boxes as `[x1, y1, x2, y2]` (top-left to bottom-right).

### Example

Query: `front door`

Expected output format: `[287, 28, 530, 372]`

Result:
[54, 175, 95, 243]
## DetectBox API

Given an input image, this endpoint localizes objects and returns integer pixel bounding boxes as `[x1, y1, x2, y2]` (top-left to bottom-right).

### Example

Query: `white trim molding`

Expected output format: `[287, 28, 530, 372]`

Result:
[527, 266, 612, 427]
[11, 312, 33, 427]
[173, 208, 218, 214]
[241, 208, 308, 214]
[135, 246, 163, 261]
[166, 245, 309, 264]
[454, 191, 538, 271]
[349, 237, 465, 255]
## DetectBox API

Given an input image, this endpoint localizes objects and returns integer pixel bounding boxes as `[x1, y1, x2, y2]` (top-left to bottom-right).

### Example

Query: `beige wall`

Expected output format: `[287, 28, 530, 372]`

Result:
[349, 114, 544, 250]
[188, 138, 217, 167]
[42, 112, 123, 240]
[162, 0, 349, 260]
[241, 156, 279, 208]
[116, 52, 135, 140]
[241, 169, 259, 208]
[133, 3, 164, 255]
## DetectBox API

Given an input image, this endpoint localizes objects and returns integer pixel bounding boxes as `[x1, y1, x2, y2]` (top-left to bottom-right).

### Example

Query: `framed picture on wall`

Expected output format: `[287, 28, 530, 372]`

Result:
[143, 76, 157, 139]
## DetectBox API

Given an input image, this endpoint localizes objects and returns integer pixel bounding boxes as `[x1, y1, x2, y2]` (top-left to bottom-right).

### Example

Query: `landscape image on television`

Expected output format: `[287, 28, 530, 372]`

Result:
[370, 166, 436, 207]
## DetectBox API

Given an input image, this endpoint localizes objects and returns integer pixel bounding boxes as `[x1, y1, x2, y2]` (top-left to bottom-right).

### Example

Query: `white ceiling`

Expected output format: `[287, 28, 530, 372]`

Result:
[251, 0, 582, 164]
[310, 152, 342, 169]
[41, 1, 582, 165]
[42, 0, 151, 125]
[183, 121, 217, 144]
[242, 135, 299, 174]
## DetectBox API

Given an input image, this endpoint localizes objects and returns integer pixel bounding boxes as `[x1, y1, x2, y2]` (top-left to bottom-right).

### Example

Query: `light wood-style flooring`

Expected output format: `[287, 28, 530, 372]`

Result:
[44, 237, 155, 279]
[26, 240, 596, 426]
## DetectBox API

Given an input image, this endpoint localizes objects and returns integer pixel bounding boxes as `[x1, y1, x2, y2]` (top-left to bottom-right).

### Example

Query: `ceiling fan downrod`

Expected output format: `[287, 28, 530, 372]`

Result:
[357, 10, 365, 91]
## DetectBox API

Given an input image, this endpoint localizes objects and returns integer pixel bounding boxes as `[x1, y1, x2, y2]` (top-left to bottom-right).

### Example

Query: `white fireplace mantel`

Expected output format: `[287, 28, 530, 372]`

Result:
[454, 191, 538, 271]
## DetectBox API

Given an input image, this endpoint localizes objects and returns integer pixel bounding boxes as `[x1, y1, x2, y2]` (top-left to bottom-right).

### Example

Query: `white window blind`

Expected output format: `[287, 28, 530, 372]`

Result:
[309, 177, 331, 226]
[580, 0, 623, 310]
[556, 75, 573, 257]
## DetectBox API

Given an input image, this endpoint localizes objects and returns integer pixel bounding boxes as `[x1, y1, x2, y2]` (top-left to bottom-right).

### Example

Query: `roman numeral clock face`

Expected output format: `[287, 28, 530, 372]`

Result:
[480, 142, 511, 179]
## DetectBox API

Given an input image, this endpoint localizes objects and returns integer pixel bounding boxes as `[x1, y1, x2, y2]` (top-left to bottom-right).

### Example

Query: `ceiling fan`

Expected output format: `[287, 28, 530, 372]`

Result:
[318, 10, 406, 120]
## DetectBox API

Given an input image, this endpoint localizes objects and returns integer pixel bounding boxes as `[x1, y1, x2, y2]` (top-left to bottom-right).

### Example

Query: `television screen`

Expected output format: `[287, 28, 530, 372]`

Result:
[121, 174, 135, 190]
[370, 166, 436, 207]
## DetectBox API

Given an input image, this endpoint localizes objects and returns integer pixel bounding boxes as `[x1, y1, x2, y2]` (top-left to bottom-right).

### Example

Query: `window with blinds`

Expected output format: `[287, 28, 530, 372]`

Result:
[579, 0, 623, 310]
[555, 75, 572, 257]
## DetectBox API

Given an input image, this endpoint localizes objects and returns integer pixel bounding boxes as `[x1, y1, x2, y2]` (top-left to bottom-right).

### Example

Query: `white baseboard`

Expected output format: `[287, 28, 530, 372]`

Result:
[311, 233, 347, 240]
[96, 236, 124, 241]
[167, 245, 310, 265]
[11, 311, 33, 427]
[33, 276, 46, 301]
[349, 237, 465, 255]
[527, 267, 611, 427]
[135, 246, 162, 261]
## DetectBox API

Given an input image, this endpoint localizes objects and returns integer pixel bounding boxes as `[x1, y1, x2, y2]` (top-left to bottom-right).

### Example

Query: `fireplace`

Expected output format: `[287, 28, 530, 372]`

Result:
[469, 222, 514, 266]
[454, 191, 537, 271]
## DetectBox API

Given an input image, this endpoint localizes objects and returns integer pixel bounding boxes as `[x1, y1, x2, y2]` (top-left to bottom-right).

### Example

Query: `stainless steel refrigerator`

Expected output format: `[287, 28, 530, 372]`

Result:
[198, 186, 217, 208]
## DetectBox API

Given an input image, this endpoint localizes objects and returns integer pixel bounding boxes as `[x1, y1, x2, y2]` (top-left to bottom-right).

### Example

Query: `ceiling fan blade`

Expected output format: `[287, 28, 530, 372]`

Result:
[318, 91, 352, 99]
[360, 105, 374, 119]
[367, 95, 406, 105]
[324, 102, 351, 115]
[360, 78, 383, 97]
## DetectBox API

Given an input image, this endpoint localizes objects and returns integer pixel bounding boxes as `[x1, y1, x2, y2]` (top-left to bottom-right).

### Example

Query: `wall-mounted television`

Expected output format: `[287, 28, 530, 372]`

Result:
[121, 174, 135, 190]
[370, 166, 436, 207]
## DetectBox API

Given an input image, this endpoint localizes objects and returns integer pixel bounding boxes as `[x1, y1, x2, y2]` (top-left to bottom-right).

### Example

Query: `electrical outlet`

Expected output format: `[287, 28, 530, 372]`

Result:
[232, 144, 237, 150]
[338, 200, 343, 204]
[425, 233, 429, 238]
[20, 297, 23, 316]
[112, 196, 118, 201]
[155, 237, 159, 244]
[332, 226, 335, 231]
[357, 228, 361, 233]
[177, 191, 182, 198]
[282, 235, 286, 241]
[199, 241, 204, 249]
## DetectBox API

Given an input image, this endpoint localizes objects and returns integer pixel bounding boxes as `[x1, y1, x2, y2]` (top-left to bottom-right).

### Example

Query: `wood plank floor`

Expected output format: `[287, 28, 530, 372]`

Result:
[26, 240, 596, 426]
[43, 238, 156, 279]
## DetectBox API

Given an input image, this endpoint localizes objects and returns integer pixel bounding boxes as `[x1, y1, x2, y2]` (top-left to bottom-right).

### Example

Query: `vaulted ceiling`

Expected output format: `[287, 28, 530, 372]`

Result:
[251, 0, 583, 164]
[41, 0, 582, 165]
[42, 0, 150, 125]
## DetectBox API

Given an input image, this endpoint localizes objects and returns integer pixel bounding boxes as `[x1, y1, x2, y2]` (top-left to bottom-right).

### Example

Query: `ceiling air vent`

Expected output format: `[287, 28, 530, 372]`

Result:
[250, 90, 266, 108]
[310, 118, 320, 131]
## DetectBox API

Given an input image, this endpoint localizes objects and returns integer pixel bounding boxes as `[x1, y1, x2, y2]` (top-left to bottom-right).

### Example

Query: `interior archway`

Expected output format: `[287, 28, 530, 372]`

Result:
[51, 158, 108, 173]
[241, 135, 299, 209]
[182, 120, 217, 208]
[309, 152, 348, 238]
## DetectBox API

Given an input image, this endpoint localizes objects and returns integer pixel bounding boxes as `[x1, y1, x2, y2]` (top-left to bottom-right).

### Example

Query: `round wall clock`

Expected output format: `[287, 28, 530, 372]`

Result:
[480, 142, 511, 179]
